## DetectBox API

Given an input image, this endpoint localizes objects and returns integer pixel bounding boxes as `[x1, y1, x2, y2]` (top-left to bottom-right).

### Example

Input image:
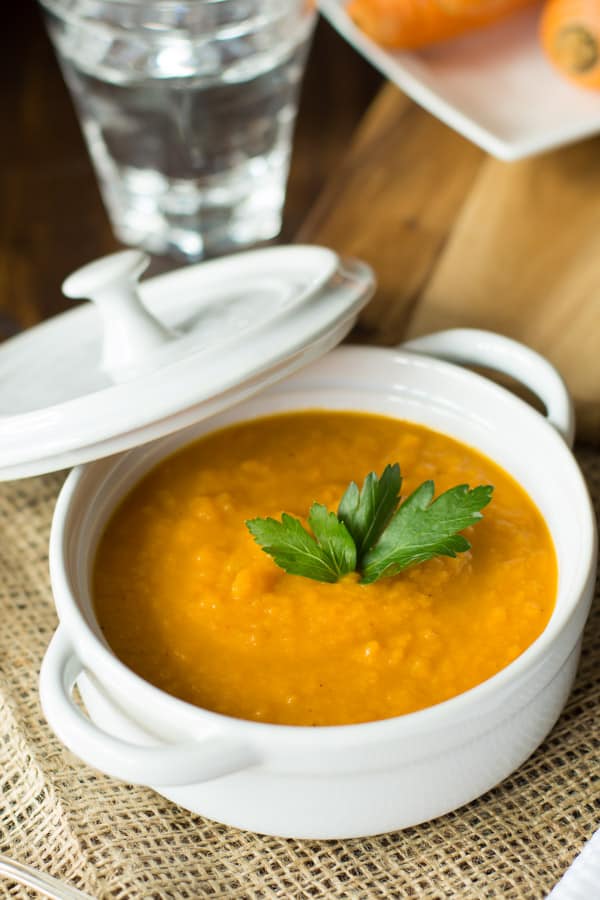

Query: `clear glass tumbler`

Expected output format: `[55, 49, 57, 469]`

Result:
[39, 0, 316, 261]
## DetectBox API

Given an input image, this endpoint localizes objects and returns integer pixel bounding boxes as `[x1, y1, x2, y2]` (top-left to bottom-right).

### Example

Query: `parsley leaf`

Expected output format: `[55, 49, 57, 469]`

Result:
[337, 463, 401, 556]
[307, 503, 357, 576]
[246, 506, 356, 584]
[246, 467, 493, 585]
[360, 482, 494, 584]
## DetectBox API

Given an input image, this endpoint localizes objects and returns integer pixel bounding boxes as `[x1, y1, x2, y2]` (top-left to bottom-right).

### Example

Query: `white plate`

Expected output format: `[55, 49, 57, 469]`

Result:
[318, 1, 600, 160]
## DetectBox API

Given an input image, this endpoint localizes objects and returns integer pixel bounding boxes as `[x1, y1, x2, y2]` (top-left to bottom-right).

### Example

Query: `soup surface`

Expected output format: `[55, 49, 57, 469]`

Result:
[94, 411, 556, 726]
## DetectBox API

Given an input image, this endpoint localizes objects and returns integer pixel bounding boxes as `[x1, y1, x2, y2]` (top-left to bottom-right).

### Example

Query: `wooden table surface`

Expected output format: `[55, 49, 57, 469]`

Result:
[299, 83, 600, 443]
[2, 1, 599, 442]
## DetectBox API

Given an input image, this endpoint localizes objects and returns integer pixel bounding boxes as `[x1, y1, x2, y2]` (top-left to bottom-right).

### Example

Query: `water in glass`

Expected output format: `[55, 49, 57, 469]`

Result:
[41, 0, 315, 260]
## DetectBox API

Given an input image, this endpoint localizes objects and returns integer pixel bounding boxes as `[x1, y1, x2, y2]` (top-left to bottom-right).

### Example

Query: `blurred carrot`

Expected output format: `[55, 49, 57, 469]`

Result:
[348, 0, 538, 49]
[541, 0, 600, 87]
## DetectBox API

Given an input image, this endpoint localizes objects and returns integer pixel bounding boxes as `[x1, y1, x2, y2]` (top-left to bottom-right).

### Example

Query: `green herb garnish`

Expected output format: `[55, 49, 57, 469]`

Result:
[246, 465, 493, 585]
[245, 506, 356, 584]
[338, 463, 402, 556]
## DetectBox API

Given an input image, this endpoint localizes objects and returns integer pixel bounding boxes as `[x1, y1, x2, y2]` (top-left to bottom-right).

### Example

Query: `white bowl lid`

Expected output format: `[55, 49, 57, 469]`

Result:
[0, 245, 374, 480]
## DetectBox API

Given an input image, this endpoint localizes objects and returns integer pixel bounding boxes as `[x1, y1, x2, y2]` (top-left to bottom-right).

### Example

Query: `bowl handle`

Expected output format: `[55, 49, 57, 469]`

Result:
[40, 628, 257, 786]
[401, 329, 575, 447]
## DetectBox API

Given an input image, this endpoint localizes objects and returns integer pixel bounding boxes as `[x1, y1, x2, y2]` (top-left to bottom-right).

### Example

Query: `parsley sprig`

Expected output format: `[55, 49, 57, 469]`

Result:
[246, 465, 493, 584]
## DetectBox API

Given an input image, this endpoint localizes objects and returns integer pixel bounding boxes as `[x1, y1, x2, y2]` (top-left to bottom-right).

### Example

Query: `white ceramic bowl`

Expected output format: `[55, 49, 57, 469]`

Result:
[40, 329, 597, 839]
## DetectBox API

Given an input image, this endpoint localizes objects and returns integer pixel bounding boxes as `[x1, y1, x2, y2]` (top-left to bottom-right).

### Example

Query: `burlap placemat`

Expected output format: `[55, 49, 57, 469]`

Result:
[0, 451, 598, 900]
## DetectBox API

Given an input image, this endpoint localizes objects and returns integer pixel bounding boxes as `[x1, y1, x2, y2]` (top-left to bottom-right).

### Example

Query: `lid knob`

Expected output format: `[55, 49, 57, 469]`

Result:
[62, 250, 176, 382]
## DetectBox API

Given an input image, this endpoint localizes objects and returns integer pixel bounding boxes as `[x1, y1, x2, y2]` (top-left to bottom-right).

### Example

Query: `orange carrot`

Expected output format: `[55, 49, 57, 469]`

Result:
[541, 0, 600, 88]
[348, 0, 538, 49]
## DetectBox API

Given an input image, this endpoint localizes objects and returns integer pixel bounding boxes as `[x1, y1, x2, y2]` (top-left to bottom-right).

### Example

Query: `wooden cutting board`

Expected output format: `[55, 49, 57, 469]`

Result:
[298, 83, 600, 444]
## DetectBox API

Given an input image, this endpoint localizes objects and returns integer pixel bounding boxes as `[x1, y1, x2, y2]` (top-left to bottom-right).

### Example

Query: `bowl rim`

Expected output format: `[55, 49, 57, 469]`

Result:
[49, 345, 598, 746]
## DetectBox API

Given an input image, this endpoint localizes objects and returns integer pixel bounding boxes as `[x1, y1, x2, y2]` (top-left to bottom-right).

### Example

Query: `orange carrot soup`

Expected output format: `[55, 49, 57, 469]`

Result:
[93, 411, 557, 726]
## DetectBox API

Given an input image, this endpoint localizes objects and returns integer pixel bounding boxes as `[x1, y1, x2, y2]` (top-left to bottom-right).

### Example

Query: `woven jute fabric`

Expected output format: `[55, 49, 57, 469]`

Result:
[0, 452, 598, 900]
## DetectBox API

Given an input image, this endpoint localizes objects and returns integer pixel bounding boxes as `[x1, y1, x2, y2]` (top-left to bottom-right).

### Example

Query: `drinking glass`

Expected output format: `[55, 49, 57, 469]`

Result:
[39, 0, 316, 261]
